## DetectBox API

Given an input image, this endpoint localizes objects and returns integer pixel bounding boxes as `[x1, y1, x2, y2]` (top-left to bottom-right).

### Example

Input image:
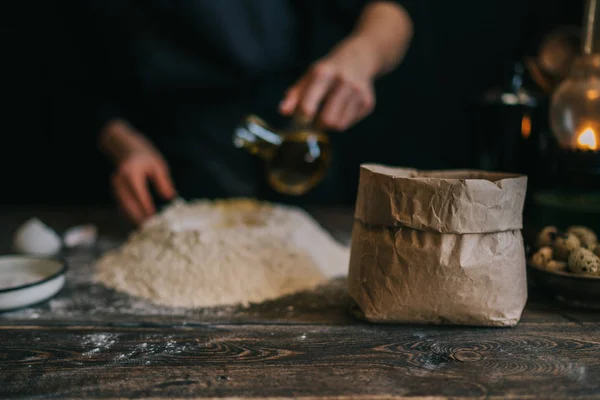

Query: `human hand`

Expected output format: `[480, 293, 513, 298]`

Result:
[100, 120, 177, 224]
[279, 36, 377, 131]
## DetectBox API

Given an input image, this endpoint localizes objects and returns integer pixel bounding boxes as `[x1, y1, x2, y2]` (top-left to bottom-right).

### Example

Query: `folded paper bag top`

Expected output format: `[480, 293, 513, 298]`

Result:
[354, 164, 528, 234]
[348, 164, 528, 327]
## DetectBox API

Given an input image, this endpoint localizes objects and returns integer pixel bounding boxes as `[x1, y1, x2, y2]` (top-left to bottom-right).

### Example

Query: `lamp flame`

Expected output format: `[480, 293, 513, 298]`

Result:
[577, 127, 598, 150]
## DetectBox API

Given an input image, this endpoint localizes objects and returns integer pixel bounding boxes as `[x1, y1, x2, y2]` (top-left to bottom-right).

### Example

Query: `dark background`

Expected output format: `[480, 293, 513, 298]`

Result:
[4, 0, 582, 206]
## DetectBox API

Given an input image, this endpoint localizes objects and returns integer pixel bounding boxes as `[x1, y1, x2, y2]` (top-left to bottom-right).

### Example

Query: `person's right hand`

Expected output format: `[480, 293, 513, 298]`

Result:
[112, 149, 176, 224]
[100, 120, 177, 225]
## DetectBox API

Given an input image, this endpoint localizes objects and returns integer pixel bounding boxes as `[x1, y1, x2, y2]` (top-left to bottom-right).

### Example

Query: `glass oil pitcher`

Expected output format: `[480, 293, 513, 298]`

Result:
[233, 114, 331, 196]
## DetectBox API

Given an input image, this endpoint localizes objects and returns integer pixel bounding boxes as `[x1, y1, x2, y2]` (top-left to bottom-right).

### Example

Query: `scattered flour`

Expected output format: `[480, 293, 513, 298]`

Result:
[82, 333, 117, 357]
[79, 332, 195, 365]
[95, 199, 349, 308]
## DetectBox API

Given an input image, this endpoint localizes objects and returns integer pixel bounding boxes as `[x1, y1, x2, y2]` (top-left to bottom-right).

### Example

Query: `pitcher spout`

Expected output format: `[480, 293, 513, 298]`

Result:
[233, 115, 283, 160]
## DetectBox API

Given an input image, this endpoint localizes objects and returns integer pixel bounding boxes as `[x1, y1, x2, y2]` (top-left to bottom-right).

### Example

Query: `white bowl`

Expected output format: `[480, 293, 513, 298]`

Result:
[0, 256, 67, 311]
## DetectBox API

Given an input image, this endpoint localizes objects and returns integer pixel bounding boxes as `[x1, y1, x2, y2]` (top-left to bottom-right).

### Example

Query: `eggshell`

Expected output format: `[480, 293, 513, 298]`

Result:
[63, 225, 97, 248]
[13, 218, 62, 256]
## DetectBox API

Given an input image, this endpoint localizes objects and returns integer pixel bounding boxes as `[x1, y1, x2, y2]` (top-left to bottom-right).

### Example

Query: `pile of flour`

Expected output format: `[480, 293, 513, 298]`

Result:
[95, 199, 349, 308]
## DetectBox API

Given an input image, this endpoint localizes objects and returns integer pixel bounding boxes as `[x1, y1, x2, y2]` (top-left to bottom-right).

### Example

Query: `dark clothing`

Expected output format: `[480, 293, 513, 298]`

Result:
[78, 0, 381, 203]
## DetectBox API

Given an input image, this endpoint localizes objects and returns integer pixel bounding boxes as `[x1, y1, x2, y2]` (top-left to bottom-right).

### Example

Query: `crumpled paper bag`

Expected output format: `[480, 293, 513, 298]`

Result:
[348, 164, 528, 327]
[354, 165, 527, 234]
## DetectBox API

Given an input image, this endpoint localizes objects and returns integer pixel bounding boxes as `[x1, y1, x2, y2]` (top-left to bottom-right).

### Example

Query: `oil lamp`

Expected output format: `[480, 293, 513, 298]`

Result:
[549, 0, 600, 173]
[549, 56, 600, 154]
[531, 0, 600, 232]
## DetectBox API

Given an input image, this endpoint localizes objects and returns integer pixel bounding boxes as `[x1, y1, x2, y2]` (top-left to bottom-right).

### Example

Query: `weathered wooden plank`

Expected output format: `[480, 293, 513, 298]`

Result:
[1, 324, 599, 399]
[2, 206, 598, 327]
[0, 208, 589, 327]
[0, 277, 585, 327]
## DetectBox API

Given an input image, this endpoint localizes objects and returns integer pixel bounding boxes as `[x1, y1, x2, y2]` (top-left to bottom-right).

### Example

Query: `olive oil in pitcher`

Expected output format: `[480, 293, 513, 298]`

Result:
[233, 115, 331, 196]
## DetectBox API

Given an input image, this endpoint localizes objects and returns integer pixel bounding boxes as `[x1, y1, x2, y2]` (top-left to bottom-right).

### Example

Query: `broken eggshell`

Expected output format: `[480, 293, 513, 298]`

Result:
[63, 224, 98, 248]
[13, 218, 62, 256]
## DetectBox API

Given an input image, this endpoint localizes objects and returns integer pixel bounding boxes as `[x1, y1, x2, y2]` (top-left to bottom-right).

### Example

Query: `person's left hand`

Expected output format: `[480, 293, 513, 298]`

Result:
[279, 36, 377, 131]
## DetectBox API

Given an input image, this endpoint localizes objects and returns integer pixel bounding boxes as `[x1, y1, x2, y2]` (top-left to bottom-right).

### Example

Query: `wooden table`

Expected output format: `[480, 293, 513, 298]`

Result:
[1, 207, 600, 399]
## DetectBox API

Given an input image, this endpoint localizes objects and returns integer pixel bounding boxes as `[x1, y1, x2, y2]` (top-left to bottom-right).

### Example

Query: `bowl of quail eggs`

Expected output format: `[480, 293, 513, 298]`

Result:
[528, 225, 600, 309]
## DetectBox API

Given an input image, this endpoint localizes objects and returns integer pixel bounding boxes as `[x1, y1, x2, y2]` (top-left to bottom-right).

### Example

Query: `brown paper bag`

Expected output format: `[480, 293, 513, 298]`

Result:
[348, 164, 528, 327]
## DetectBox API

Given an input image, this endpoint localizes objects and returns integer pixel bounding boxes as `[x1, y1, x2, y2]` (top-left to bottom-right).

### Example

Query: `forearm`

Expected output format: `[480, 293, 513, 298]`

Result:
[347, 1, 413, 77]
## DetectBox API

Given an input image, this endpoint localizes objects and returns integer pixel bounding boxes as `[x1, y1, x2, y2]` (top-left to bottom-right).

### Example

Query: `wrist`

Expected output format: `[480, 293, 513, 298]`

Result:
[335, 34, 382, 79]
[99, 119, 154, 164]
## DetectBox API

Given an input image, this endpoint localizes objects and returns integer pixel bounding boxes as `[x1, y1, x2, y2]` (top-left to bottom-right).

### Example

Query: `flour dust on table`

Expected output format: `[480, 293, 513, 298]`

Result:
[95, 199, 349, 308]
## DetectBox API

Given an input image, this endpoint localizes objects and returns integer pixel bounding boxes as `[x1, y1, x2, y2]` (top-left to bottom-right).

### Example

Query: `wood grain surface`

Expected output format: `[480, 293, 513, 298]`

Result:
[0, 207, 599, 399]
[2, 322, 600, 399]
